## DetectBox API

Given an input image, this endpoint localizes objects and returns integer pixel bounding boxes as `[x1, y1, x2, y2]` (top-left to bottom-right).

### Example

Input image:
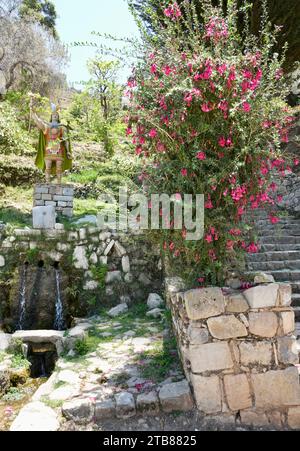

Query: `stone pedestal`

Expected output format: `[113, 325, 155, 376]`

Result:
[33, 184, 74, 218]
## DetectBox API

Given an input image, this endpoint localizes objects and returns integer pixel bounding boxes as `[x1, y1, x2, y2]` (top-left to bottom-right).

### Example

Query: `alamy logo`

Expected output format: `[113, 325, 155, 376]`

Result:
[97, 188, 204, 241]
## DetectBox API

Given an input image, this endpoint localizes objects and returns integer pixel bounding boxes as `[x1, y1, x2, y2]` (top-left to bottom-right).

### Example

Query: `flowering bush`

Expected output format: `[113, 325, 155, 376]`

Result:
[126, 1, 297, 285]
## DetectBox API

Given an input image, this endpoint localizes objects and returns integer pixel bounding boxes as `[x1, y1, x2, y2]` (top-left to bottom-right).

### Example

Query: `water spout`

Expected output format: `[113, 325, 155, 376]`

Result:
[54, 269, 64, 330]
[18, 264, 28, 330]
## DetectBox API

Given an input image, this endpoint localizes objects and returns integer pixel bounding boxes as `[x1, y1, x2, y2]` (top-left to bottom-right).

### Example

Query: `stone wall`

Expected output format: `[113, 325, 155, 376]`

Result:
[0, 224, 162, 331]
[33, 184, 74, 217]
[166, 278, 300, 429]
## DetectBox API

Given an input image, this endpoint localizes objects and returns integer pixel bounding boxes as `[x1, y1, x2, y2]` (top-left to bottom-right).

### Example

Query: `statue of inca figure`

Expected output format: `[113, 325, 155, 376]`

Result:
[29, 95, 72, 184]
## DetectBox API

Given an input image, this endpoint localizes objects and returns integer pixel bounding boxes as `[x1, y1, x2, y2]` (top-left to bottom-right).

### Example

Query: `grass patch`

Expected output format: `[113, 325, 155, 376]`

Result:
[41, 396, 64, 409]
[2, 387, 25, 402]
[10, 354, 31, 370]
[137, 336, 180, 383]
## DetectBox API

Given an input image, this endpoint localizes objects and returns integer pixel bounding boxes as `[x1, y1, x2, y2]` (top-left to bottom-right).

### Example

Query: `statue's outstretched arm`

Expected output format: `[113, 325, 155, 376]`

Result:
[31, 112, 48, 134]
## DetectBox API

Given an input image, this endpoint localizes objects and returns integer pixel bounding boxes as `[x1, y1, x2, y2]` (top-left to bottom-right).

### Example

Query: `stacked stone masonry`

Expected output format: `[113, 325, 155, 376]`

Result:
[33, 184, 74, 217]
[166, 278, 300, 430]
[0, 225, 161, 330]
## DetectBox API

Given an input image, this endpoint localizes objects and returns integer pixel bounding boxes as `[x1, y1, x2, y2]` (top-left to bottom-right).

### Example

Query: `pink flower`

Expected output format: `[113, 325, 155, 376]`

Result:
[243, 69, 253, 79]
[139, 137, 145, 145]
[217, 63, 227, 75]
[196, 151, 206, 160]
[163, 65, 172, 76]
[208, 249, 217, 261]
[205, 234, 213, 243]
[126, 127, 133, 136]
[242, 102, 251, 112]
[294, 159, 299, 166]
[204, 197, 214, 210]
[218, 100, 229, 111]
[201, 102, 213, 113]
[135, 146, 143, 156]
[149, 128, 157, 138]
[269, 215, 279, 224]
[198, 277, 205, 284]
[169, 242, 175, 251]
[218, 136, 226, 147]
[247, 243, 259, 253]
[156, 142, 166, 152]
[181, 168, 188, 176]
[150, 64, 157, 74]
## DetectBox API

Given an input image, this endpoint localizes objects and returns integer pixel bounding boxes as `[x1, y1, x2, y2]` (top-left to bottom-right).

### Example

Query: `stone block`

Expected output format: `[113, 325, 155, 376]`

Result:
[62, 208, 73, 217]
[240, 410, 270, 428]
[35, 185, 49, 194]
[10, 402, 59, 431]
[136, 391, 160, 415]
[184, 288, 225, 320]
[62, 398, 93, 424]
[63, 187, 74, 196]
[115, 392, 136, 419]
[104, 240, 115, 256]
[114, 241, 127, 257]
[189, 342, 233, 373]
[254, 272, 275, 284]
[225, 294, 249, 313]
[224, 374, 252, 411]
[207, 315, 247, 339]
[122, 256, 130, 273]
[159, 380, 193, 412]
[248, 312, 278, 338]
[147, 293, 164, 309]
[187, 325, 209, 345]
[288, 407, 300, 429]
[94, 398, 115, 420]
[278, 283, 292, 306]
[41, 194, 52, 201]
[53, 195, 73, 202]
[239, 341, 273, 366]
[277, 337, 299, 365]
[73, 246, 89, 270]
[243, 283, 279, 308]
[0, 255, 5, 267]
[106, 271, 122, 284]
[0, 333, 12, 351]
[57, 201, 67, 207]
[278, 311, 295, 335]
[34, 200, 45, 206]
[252, 367, 300, 408]
[191, 374, 221, 414]
[108, 303, 128, 317]
[32, 206, 56, 230]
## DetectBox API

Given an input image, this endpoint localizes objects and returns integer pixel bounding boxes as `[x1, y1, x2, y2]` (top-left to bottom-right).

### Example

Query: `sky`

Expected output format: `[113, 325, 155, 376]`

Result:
[52, 0, 140, 87]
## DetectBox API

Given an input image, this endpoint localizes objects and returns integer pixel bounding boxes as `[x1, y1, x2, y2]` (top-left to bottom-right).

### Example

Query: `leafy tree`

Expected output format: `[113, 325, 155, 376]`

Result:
[87, 59, 122, 122]
[19, 0, 58, 37]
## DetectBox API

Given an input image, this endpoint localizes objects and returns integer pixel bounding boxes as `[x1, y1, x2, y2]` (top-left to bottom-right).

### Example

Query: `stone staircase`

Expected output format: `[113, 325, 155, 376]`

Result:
[246, 211, 300, 327]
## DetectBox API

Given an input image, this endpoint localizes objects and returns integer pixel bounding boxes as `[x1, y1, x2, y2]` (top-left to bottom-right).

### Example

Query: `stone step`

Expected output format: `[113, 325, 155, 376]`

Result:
[247, 260, 300, 271]
[293, 307, 300, 323]
[292, 294, 300, 308]
[247, 251, 300, 262]
[259, 236, 300, 245]
[269, 270, 300, 282]
[257, 229, 300, 237]
[247, 270, 300, 282]
[260, 244, 300, 252]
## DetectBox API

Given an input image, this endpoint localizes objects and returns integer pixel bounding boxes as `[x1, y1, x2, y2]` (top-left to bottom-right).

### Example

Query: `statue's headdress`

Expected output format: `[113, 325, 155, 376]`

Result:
[50, 102, 61, 125]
